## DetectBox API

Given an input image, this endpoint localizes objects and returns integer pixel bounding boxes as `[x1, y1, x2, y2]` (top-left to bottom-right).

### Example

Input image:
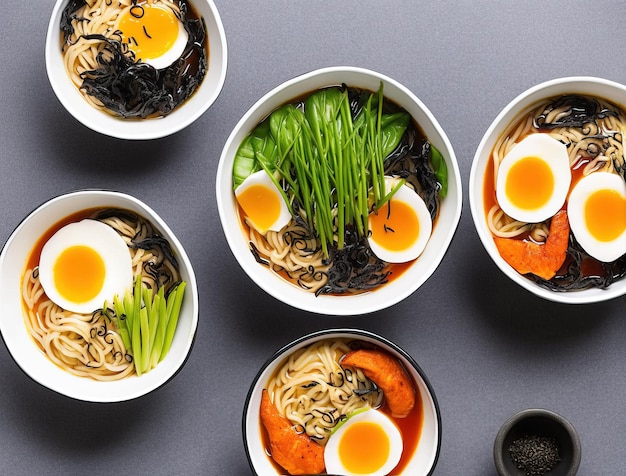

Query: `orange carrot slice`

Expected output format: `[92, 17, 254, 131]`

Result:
[341, 348, 416, 418]
[494, 210, 570, 280]
[260, 390, 325, 475]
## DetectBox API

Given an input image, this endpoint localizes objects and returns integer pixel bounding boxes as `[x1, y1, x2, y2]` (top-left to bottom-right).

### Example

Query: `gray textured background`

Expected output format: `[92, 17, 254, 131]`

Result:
[1, 1, 626, 474]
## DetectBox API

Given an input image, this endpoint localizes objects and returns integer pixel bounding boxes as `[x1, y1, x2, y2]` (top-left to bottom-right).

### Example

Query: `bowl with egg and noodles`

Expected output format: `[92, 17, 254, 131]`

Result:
[243, 328, 441, 476]
[0, 190, 199, 402]
[216, 66, 462, 316]
[470, 77, 626, 304]
[45, 0, 227, 140]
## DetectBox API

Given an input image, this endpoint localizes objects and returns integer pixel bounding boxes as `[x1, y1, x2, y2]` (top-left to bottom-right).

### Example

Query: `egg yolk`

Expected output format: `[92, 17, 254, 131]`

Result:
[505, 156, 555, 210]
[118, 4, 180, 61]
[53, 245, 105, 304]
[237, 184, 282, 232]
[369, 199, 419, 251]
[338, 421, 390, 473]
[584, 189, 626, 242]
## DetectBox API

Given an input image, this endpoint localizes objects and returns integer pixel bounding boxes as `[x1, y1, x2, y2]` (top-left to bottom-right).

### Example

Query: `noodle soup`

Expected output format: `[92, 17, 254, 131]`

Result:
[0, 191, 198, 401]
[470, 77, 626, 304]
[243, 329, 441, 475]
[218, 67, 462, 315]
[21, 208, 185, 380]
[59, 0, 207, 119]
[483, 94, 626, 292]
[45, 0, 227, 139]
[234, 85, 445, 297]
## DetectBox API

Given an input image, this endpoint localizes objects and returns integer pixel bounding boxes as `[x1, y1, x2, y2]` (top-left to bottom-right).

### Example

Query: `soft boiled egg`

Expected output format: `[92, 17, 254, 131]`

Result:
[38, 219, 133, 314]
[567, 171, 626, 262]
[324, 408, 403, 476]
[235, 170, 292, 234]
[496, 133, 571, 223]
[367, 177, 432, 263]
[117, 3, 188, 70]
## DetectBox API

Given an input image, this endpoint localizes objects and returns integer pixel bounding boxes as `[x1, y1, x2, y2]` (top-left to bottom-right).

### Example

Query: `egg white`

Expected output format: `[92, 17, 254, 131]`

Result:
[496, 133, 571, 223]
[235, 170, 292, 234]
[567, 172, 626, 262]
[38, 219, 133, 314]
[324, 408, 403, 476]
[367, 177, 432, 263]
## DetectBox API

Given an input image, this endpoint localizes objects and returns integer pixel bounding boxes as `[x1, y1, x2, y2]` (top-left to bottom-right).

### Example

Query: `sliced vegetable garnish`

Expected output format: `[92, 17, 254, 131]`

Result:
[232, 82, 411, 258]
[104, 275, 186, 376]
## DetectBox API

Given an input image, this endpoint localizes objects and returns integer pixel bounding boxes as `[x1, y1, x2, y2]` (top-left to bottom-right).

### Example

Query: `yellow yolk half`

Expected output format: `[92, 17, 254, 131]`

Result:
[338, 421, 390, 473]
[496, 134, 571, 223]
[237, 184, 283, 233]
[369, 199, 420, 252]
[235, 170, 292, 234]
[367, 178, 433, 263]
[568, 172, 626, 262]
[584, 189, 626, 242]
[324, 409, 403, 476]
[505, 155, 555, 211]
[117, 4, 188, 69]
[53, 245, 106, 304]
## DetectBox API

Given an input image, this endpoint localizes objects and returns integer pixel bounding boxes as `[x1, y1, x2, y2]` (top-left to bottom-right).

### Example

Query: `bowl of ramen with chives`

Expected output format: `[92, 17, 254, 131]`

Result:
[0, 190, 198, 402]
[470, 77, 626, 303]
[216, 67, 462, 315]
[243, 329, 441, 475]
[45, 0, 227, 139]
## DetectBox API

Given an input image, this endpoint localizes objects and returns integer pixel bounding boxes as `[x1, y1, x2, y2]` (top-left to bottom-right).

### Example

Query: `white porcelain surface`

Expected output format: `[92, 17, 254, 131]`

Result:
[0, 190, 199, 402]
[45, 0, 227, 140]
[216, 66, 462, 315]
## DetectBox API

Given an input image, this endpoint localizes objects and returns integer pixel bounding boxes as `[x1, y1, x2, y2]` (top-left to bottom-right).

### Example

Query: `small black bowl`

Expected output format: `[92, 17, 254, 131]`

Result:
[494, 408, 581, 476]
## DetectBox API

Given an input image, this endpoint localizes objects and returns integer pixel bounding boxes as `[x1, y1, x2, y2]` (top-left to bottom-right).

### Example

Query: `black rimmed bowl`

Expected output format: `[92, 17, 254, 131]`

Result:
[243, 328, 442, 475]
[494, 408, 581, 476]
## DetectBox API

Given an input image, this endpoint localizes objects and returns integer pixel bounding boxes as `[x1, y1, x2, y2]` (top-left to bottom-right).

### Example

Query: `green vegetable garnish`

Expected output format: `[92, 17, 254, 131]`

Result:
[232, 82, 412, 258]
[104, 275, 186, 376]
[430, 144, 448, 198]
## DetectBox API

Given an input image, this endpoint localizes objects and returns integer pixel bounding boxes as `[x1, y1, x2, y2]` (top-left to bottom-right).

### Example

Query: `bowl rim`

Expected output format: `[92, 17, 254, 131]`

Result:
[216, 65, 462, 315]
[0, 189, 199, 402]
[493, 408, 581, 476]
[469, 75, 626, 304]
[44, 0, 228, 140]
[241, 327, 442, 476]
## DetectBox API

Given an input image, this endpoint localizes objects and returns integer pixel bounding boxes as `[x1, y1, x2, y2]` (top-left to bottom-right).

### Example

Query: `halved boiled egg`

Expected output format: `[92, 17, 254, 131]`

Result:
[324, 408, 403, 476]
[117, 3, 188, 70]
[368, 177, 432, 263]
[235, 170, 292, 234]
[567, 171, 626, 262]
[38, 219, 133, 314]
[496, 133, 571, 223]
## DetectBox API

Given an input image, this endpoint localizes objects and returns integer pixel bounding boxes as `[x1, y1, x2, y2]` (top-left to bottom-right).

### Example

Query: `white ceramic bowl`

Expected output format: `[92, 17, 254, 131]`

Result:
[216, 66, 462, 315]
[243, 328, 441, 475]
[0, 190, 199, 402]
[45, 0, 227, 140]
[470, 76, 626, 304]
